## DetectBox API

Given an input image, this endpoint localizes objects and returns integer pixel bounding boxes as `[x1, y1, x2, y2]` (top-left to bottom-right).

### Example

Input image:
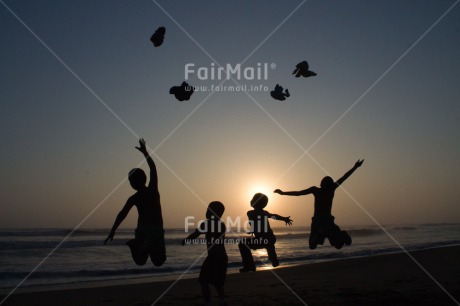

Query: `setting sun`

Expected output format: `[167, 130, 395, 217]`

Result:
[247, 184, 272, 201]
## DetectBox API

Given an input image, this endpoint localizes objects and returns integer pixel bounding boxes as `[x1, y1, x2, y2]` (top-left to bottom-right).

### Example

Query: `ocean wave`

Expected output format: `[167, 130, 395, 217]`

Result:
[0, 226, 396, 240]
[275, 228, 385, 237]
[0, 228, 399, 250]
[2, 224, 459, 251]
[3, 240, 459, 284]
[0, 265, 198, 281]
[250, 240, 460, 267]
[391, 226, 417, 230]
[345, 228, 384, 236]
[0, 239, 125, 250]
[0, 229, 136, 238]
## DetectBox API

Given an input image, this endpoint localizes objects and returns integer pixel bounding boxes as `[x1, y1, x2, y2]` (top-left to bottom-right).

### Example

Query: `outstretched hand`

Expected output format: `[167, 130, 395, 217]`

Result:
[355, 159, 364, 168]
[274, 189, 283, 195]
[284, 216, 293, 226]
[135, 138, 148, 155]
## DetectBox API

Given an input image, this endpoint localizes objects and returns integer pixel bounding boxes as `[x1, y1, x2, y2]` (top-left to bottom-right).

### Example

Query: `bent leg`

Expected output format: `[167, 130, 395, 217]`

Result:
[328, 224, 345, 249]
[149, 234, 166, 266]
[342, 230, 352, 246]
[308, 234, 318, 250]
[309, 224, 325, 250]
[149, 246, 166, 266]
[238, 240, 256, 272]
[127, 239, 149, 266]
[266, 244, 279, 267]
[328, 234, 344, 249]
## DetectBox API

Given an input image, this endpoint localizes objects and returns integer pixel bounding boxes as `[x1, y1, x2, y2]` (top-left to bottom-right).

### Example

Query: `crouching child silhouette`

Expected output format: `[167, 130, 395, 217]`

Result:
[274, 159, 364, 250]
[182, 202, 228, 306]
[238, 193, 292, 273]
[104, 138, 166, 267]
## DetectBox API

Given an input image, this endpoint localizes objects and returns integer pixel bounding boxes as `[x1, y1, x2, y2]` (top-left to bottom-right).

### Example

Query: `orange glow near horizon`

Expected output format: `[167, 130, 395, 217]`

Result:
[247, 184, 272, 200]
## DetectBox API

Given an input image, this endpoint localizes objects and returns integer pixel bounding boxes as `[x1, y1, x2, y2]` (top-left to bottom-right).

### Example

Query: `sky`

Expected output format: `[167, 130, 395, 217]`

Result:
[1, 0, 459, 229]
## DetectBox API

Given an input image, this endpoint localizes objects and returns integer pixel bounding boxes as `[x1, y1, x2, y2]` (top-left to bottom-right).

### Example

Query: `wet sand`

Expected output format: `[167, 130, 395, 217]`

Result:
[2, 246, 459, 306]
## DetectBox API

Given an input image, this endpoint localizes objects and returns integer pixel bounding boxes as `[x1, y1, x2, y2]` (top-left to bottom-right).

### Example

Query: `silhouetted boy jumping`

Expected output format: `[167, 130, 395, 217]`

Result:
[105, 138, 166, 266]
[239, 193, 292, 273]
[274, 159, 363, 250]
[183, 201, 228, 306]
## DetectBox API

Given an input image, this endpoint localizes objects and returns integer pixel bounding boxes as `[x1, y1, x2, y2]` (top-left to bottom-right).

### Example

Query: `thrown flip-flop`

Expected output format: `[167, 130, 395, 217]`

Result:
[170, 81, 194, 101]
[270, 84, 290, 101]
[150, 26, 166, 47]
[292, 60, 317, 78]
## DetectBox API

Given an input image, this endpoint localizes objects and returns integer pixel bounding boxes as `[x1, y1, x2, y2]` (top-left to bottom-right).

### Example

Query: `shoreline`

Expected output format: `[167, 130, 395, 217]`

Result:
[4, 243, 458, 295]
[2, 245, 459, 305]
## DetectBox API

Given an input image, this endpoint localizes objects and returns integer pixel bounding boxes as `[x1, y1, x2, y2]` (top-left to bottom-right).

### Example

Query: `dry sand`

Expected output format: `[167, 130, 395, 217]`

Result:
[2, 246, 459, 306]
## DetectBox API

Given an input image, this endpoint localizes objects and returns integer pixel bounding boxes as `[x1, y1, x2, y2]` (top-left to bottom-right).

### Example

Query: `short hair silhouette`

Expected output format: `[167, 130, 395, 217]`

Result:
[320, 176, 334, 189]
[250, 193, 268, 209]
[206, 201, 225, 220]
[105, 139, 166, 267]
[128, 168, 147, 190]
[239, 193, 292, 272]
[182, 201, 228, 305]
[274, 160, 364, 250]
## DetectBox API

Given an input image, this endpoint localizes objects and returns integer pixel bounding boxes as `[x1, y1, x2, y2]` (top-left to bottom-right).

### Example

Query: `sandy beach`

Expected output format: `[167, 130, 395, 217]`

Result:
[2, 246, 459, 306]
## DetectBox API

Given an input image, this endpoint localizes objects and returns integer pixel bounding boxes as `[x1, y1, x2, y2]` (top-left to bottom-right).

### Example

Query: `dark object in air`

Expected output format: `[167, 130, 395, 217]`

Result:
[150, 27, 166, 47]
[293, 61, 317, 78]
[270, 84, 290, 101]
[170, 81, 194, 101]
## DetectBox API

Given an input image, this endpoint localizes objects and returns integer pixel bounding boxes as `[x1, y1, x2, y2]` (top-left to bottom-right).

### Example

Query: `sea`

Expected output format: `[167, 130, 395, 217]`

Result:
[1, 223, 459, 292]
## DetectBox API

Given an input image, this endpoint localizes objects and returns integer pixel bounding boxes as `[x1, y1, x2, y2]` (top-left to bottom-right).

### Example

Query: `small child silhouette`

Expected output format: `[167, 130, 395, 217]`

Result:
[274, 159, 363, 250]
[183, 202, 228, 306]
[105, 138, 166, 267]
[238, 193, 292, 273]
[270, 84, 290, 101]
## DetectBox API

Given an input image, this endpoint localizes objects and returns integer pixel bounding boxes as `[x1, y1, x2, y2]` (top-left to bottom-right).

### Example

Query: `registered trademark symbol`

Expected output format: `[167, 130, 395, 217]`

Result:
[270, 63, 276, 69]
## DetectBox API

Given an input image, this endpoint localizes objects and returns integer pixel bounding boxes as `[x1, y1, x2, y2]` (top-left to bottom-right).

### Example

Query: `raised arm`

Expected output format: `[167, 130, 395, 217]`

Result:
[274, 187, 316, 196]
[104, 199, 134, 245]
[335, 159, 364, 187]
[135, 138, 158, 191]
